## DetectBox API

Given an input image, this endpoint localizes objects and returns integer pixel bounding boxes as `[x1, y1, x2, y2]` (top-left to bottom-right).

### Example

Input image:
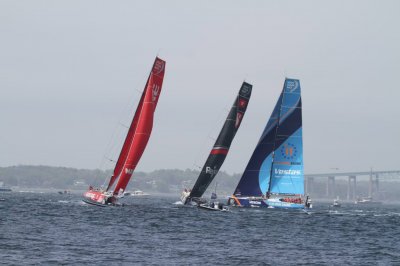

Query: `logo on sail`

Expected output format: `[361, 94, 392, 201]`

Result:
[238, 98, 247, 109]
[153, 60, 165, 75]
[206, 166, 218, 176]
[235, 112, 244, 128]
[286, 80, 299, 93]
[152, 84, 160, 102]
[280, 143, 297, 160]
[241, 85, 250, 95]
[125, 168, 134, 175]
[274, 168, 301, 175]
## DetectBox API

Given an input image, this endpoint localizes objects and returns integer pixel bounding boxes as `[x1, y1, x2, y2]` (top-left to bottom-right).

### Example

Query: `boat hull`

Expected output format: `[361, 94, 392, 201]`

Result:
[82, 190, 115, 207]
[355, 201, 382, 205]
[82, 197, 108, 207]
[198, 203, 229, 212]
[228, 197, 307, 209]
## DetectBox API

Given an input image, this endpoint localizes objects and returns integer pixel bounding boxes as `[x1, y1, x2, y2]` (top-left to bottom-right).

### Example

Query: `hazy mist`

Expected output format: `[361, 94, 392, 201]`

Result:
[1, 0, 399, 174]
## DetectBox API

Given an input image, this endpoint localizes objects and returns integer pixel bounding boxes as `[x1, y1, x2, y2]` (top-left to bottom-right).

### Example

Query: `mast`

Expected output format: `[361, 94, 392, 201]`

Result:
[267, 80, 286, 194]
[106, 91, 146, 191]
[107, 57, 166, 194]
[268, 78, 304, 196]
[187, 82, 252, 200]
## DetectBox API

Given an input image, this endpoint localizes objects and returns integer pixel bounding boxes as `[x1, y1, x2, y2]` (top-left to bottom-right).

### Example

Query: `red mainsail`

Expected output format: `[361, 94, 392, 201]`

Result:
[106, 57, 166, 194]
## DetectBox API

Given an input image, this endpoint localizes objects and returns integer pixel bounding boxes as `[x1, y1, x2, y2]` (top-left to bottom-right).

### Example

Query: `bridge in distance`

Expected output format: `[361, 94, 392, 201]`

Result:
[304, 170, 400, 200]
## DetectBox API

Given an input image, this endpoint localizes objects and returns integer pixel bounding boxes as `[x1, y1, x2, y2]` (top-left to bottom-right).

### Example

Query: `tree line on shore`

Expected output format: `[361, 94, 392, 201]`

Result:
[1, 165, 399, 200]
[0, 165, 241, 195]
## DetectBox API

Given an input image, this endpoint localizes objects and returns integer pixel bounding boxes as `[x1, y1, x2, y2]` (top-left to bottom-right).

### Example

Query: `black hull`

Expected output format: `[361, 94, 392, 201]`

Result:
[198, 203, 229, 212]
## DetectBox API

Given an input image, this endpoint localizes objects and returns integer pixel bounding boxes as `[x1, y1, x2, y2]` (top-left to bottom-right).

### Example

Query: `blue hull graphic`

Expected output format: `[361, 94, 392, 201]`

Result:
[229, 197, 305, 209]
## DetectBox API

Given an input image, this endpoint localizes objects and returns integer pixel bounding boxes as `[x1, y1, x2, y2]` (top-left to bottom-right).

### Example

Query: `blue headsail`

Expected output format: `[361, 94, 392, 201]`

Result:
[233, 78, 304, 197]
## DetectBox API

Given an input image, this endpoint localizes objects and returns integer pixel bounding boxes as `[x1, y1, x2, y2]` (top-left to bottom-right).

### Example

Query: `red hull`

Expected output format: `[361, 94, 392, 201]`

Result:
[82, 190, 109, 205]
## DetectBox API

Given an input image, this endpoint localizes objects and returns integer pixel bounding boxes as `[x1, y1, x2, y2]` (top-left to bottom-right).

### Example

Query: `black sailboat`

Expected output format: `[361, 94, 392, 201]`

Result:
[181, 82, 252, 204]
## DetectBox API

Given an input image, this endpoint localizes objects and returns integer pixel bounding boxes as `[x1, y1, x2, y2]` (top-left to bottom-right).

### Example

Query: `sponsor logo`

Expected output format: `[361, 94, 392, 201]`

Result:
[153, 60, 165, 75]
[238, 99, 247, 109]
[152, 84, 160, 102]
[125, 168, 134, 174]
[241, 85, 250, 94]
[286, 80, 299, 93]
[249, 200, 261, 205]
[85, 192, 104, 201]
[280, 143, 297, 160]
[235, 112, 243, 128]
[86, 192, 96, 198]
[206, 166, 219, 176]
[274, 161, 301, 166]
[274, 168, 302, 175]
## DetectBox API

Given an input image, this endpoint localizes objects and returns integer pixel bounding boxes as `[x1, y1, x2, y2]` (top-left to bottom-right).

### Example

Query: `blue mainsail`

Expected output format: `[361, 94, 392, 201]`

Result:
[234, 78, 304, 197]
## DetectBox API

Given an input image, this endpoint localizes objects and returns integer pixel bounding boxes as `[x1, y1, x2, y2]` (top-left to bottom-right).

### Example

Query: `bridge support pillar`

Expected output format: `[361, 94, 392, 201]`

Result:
[369, 172, 373, 198]
[326, 176, 335, 198]
[375, 174, 380, 200]
[347, 175, 357, 200]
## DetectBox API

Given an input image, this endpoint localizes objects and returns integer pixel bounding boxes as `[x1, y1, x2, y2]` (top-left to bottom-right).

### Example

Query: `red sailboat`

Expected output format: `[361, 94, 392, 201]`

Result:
[82, 57, 166, 206]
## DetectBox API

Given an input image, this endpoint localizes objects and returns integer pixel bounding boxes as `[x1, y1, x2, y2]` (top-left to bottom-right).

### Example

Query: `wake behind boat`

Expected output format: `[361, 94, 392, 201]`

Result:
[181, 82, 252, 205]
[83, 57, 166, 206]
[228, 78, 312, 209]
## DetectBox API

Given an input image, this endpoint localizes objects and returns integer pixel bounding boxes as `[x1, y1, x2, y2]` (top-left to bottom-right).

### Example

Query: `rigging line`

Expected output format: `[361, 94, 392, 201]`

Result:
[95, 70, 151, 190]
[118, 122, 129, 129]
[96, 68, 149, 172]
[190, 102, 232, 172]
[113, 80, 150, 193]
[190, 83, 242, 174]
[267, 84, 286, 194]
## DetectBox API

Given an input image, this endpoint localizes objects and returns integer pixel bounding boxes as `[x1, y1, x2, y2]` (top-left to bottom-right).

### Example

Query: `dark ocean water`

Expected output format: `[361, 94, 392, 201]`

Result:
[1, 192, 400, 265]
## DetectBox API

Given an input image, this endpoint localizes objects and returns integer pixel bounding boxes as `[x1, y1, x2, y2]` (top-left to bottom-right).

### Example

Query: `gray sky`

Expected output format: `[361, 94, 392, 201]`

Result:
[1, 0, 399, 174]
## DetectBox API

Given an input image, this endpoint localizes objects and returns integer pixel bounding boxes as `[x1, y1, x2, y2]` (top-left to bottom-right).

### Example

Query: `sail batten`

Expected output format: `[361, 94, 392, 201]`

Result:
[187, 82, 252, 200]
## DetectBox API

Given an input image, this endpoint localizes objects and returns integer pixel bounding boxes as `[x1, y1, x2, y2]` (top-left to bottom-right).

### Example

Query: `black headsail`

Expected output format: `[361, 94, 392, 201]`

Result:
[187, 82, 252, 202]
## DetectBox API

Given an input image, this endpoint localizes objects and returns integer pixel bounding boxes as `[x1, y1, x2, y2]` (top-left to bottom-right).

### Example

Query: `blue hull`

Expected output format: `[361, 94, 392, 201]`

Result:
[228, 197, 306, 209]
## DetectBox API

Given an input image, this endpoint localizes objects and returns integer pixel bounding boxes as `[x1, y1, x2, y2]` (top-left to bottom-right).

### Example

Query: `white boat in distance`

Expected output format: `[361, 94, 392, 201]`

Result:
[124, 190, 150, 197]
[355, 197, 382, 205]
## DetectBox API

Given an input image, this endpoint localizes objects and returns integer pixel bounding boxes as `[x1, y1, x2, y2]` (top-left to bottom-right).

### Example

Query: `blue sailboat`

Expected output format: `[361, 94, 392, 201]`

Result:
[228, 78, 312, 209]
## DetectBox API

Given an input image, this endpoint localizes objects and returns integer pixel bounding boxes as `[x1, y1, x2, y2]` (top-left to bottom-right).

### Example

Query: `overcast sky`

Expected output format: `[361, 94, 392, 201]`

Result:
[1, 0, 399, 174]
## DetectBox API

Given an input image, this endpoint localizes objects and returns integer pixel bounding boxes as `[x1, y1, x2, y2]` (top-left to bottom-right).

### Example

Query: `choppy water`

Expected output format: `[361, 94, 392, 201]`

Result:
[1, 192, 400, 265]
